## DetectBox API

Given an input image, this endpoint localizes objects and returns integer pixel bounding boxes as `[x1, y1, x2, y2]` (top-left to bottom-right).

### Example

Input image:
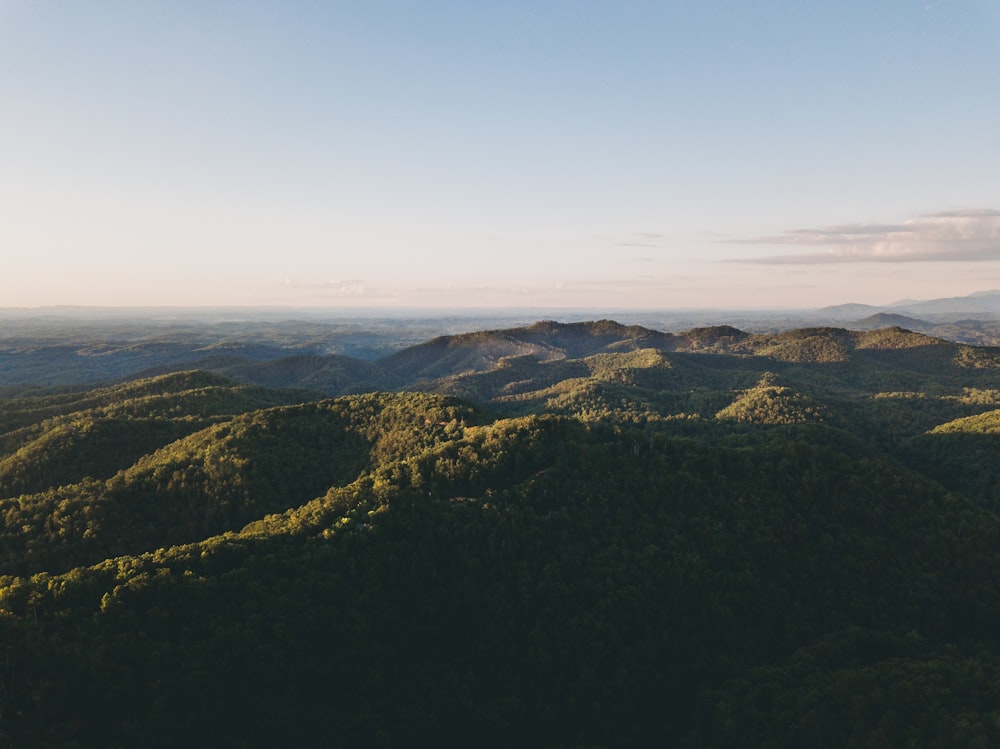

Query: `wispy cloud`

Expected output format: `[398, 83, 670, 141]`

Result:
[616, 232, 665, 248]
[283, 279, 377, 296]
[730, 209, 1000, 264]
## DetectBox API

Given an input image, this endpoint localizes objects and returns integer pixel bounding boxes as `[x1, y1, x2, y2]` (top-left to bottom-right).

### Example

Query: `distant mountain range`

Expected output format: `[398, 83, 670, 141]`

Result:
[6, 288, 1000, 325]
[3, 316, 995, 401]
[6, 289, 1000, 392]
[819, 289, 1000, 321]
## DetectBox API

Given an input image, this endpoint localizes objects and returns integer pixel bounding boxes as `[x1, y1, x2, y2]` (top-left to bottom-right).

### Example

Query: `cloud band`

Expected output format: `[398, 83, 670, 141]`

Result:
[730, 209, 1000, 264]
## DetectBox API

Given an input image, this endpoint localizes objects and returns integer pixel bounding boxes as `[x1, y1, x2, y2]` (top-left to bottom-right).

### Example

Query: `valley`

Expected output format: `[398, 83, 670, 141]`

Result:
[1, 314, 1000, 746]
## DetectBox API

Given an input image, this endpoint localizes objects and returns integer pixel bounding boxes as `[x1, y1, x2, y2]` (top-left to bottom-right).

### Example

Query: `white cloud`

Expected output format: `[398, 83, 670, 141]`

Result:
[730, 209, 1000, 264]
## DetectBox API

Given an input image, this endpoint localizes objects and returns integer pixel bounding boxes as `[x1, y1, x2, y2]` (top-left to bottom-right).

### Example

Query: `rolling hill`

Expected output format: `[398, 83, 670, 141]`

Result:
[2, 320, 1000, 747]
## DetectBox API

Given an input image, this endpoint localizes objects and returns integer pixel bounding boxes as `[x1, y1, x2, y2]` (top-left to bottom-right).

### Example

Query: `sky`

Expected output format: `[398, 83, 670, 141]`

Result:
[2, 0, 999, 310]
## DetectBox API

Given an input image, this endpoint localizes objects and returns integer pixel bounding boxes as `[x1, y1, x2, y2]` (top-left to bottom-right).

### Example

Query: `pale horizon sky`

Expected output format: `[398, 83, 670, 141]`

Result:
[2, 1, 999, 310]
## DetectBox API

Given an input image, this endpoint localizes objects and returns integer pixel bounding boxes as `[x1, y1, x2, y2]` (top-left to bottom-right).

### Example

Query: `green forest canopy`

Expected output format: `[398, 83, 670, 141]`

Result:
[2, 322, 1000, 747]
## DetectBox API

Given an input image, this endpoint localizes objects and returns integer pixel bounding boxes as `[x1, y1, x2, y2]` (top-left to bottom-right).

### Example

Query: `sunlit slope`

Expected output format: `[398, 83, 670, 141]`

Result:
[715, 374, 827, 424]
[415, 347, 706, 419]
[2, 408, 1000, 747]
[3, 324, 1000, 745]
[0, 392, 484, 576]
[382, 322, 965, 378]
[895, 405, 1000, 513]
[387, 325, 1000, 427]
[226, 323, 1000, 428]
[379, 320, 680, 381]
[0, 371, 317, 497]
[0, 370, 312, 433]
[927, 408, 1000, 434]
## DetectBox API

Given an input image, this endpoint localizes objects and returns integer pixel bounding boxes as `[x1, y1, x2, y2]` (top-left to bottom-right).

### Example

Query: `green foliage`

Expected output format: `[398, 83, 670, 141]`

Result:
[715, 374, 827, 424]
[2, 323, 1000, 746]
[0, 371, 321, 503]
[2, 410, 999, 746]
[0, 416, 205, 498]
[0, 370, 309, 435]
[747, 328, 855, 362]
[928, 408, 1000, 435]
[692, 631, 1000, 749]
[901, 410, 1000, 512]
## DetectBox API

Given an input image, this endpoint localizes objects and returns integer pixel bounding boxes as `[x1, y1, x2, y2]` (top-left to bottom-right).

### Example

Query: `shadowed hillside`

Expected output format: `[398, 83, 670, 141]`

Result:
[850, 312, 935, 332]
[208, 353, 400, 395]
[1, 321, 1000, 747]
[378, 320, 679, 380]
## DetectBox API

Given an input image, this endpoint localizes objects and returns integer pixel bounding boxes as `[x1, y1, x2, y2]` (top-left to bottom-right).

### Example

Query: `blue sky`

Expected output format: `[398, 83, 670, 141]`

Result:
[2, 1, 999, 309]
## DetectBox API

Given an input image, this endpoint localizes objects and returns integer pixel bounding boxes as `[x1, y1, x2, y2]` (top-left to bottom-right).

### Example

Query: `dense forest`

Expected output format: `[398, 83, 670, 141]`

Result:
[3, 320, 1000, 746]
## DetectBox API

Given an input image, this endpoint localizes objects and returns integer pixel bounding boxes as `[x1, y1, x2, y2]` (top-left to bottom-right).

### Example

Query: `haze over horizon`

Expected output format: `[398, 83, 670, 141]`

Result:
[3, 2, 998, 310]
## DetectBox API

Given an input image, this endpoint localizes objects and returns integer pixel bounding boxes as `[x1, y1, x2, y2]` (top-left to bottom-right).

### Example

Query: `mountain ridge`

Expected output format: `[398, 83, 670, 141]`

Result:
[2, 317, 1000, 746]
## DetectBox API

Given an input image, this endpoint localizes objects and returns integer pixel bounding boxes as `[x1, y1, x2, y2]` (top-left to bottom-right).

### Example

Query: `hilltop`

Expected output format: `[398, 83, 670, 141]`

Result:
[8, 288, 1000, 391]
[2, 318, 1000, 746]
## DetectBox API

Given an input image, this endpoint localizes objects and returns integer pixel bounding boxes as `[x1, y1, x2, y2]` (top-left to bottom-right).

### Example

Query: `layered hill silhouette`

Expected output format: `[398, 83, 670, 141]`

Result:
[850, 311, 935, 332]
[379, 320, 680, 379]
[3, 319, 1000, 746]
[6, 314, 1000, 393]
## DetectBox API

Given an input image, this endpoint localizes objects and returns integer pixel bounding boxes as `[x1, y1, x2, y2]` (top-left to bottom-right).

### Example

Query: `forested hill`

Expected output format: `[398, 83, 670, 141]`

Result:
[378, 320, 680, 379]
[379, 321, 945, 382]
[2, 318, 979, 396]
[3, 323, 1000, 746]
[254, 322, 985, 398]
